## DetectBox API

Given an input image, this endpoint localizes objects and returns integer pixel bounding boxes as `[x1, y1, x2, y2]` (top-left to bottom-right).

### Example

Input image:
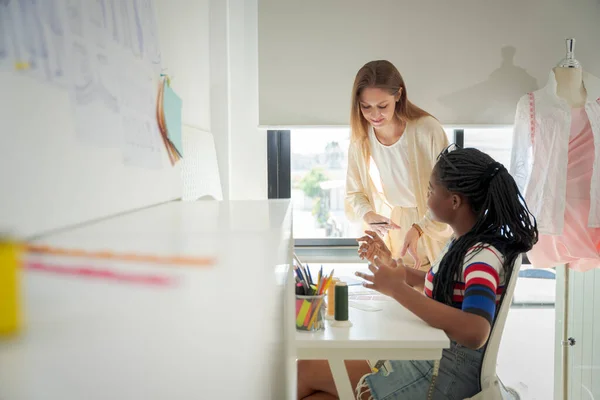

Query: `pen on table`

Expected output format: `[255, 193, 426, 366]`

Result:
[294, 254, 313, 286]
[295, 259, 306, 278]
[306, 264, 313, 285]
[294, 266, 310, 294]
[295, 264, 306, 282]
[293, 253, 304, 266]
[299, 265, 308, 283]
[301, 278, 310, 294]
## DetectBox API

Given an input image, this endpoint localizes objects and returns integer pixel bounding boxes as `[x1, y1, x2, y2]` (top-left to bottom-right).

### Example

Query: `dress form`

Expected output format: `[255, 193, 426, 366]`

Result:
[554, 67, 587, 107]
[529, 39, 599, 271]
[549, 39, 596, 400]
[554, 38, 587, 106]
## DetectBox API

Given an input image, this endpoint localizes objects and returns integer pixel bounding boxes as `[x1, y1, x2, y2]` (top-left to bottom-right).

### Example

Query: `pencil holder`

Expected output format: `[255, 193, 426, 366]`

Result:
[295, 294, 325, 332]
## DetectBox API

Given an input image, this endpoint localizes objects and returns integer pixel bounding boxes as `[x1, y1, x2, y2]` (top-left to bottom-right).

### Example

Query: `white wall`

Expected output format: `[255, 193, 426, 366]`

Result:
[158, 0, 266, 201]
[0, 1, 188, 238]
[156, 0, 225, 202]
[0, 0, 267, 238]
[228, 0, 267, 200]
[210, 0, 267, 201]
[258, 0, 600, 126]
[209, 0, 231, 200]
[156, 0, 211, 132]
[0, 71, 182, 238]
[181, 126, 223, 201]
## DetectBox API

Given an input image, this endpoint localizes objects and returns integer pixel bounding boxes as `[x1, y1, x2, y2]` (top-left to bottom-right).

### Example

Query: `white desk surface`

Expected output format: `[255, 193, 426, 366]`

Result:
[296, 300, 449, 360]
[0, 200, 293, 400]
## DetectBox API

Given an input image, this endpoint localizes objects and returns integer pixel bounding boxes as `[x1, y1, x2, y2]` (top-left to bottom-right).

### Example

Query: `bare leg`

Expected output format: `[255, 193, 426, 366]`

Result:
[297, 359, 372, 400]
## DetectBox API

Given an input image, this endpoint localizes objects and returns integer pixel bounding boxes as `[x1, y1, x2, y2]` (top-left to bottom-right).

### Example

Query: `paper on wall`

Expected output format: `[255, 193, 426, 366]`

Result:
[35, 0, 69, 86]
[9, 0, 48, 81]
[0, 0, 15, 70]
[3, 0, 165, 168]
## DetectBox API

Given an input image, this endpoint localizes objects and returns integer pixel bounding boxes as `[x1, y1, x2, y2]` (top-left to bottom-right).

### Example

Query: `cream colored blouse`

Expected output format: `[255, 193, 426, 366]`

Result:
[345, 116, 453, 263]
[368, 126, 416, 207]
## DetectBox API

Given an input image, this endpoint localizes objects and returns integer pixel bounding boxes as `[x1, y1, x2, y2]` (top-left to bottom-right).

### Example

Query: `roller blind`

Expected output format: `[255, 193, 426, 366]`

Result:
[258, 0, 600, 127]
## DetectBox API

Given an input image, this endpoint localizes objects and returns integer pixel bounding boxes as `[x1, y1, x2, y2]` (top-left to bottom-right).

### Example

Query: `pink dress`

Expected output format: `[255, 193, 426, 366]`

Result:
[528, 108, 600, 271]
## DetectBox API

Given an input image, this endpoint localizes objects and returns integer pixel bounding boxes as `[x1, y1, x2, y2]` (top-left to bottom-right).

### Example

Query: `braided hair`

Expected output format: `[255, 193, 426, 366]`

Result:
[431, 146, 538, 306]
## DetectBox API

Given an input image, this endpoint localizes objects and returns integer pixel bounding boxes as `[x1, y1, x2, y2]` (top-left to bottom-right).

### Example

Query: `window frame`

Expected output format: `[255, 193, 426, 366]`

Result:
[267, 130, 291, 199]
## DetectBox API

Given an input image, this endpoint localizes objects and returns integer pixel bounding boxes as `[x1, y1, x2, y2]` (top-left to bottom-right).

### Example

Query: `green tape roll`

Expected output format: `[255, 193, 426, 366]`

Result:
[334, 282, 349, 321]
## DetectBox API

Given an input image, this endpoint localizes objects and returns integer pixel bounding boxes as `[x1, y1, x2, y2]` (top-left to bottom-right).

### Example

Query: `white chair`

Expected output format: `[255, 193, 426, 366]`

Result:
[464, 256, 523, 400]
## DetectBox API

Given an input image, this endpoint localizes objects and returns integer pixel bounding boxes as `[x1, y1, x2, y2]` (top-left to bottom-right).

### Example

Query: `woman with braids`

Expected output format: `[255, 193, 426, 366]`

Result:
[296, 147, 538, 400]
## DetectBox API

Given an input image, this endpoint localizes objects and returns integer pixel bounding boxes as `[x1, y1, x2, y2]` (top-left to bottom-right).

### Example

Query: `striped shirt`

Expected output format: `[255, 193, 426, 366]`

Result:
[424, 241, 506, 325]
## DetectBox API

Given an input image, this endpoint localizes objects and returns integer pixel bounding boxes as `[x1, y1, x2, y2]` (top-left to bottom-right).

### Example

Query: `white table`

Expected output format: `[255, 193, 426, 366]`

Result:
[295, 300, 450, 400]
[0, 200, 294, 400]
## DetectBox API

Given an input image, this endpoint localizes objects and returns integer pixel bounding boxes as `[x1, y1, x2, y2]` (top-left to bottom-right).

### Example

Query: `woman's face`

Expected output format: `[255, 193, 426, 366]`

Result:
[359, 87, 399, 128]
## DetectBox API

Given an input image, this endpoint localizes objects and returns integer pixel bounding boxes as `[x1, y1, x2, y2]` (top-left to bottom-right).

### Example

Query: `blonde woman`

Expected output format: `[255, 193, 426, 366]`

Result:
[345, 60, 451, 270]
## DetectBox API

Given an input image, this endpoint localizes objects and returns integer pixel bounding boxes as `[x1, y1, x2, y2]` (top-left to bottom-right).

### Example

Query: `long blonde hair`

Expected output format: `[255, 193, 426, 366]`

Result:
[350, 60, 432, 155]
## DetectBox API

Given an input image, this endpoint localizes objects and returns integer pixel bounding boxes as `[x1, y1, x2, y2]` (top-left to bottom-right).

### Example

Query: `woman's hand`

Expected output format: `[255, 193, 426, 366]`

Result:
[355, 256, 407, 298]
[357, 230, 394, 265]
[363, 211, 400, 237]
[400, 225, 423, 269]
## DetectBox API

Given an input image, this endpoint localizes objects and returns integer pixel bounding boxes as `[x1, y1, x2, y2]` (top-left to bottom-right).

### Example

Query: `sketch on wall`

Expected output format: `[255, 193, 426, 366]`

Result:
[1, 0, 164, 168]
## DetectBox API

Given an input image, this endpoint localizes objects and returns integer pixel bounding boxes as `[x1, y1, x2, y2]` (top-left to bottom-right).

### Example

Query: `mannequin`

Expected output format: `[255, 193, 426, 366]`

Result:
[553, 38, 587, 106]
[551, 61, 587, 400]
[553, 67, 586, 107]
[510, 38, 600, 272]
[510, 38, 600, 400]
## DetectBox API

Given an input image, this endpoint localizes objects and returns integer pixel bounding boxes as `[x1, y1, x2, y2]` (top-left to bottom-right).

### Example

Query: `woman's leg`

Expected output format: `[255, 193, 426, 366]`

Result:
[297, 359, 372, 400]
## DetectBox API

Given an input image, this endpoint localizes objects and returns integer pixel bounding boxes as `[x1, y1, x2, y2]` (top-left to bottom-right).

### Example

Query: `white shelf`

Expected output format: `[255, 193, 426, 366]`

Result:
[0, 200, 293, 400]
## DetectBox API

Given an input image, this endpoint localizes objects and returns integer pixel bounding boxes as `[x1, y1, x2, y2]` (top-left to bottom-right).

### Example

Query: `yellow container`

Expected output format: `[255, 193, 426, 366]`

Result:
[326, 278, 339, 319]
[0, 239, 22, 335]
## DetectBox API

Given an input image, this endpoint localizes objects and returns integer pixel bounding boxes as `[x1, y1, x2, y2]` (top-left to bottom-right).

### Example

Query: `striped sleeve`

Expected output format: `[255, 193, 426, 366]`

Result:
[461, 244, 504, 325]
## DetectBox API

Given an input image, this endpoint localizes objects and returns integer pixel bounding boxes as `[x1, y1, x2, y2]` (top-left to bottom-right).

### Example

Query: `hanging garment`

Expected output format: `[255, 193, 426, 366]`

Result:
[527, 107, 600, 271]
[510, 70, 600, 236]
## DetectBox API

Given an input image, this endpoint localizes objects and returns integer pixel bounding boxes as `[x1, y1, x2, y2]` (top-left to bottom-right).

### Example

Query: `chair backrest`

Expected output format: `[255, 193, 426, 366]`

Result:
[479, 255, 523, 388]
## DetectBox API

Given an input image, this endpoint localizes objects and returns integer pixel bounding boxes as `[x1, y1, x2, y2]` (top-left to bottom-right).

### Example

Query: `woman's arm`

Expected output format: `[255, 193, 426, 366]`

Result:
[358, 233, 426, 289]
[345, 143, 374, 221]
[404, 268, 426, 291]
[392, 283, 491, 349]
[417, 209, 451, 243]
[358, 248, 501, 350]
[395, 245, 504, 349]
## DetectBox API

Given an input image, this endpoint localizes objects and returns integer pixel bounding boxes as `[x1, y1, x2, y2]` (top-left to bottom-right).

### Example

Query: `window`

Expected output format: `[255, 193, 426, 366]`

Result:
[461, 127, 513, 167]
[290, 128, 358, 239]
[287, 127, 457, 240]
[269, 126, 518, 244]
